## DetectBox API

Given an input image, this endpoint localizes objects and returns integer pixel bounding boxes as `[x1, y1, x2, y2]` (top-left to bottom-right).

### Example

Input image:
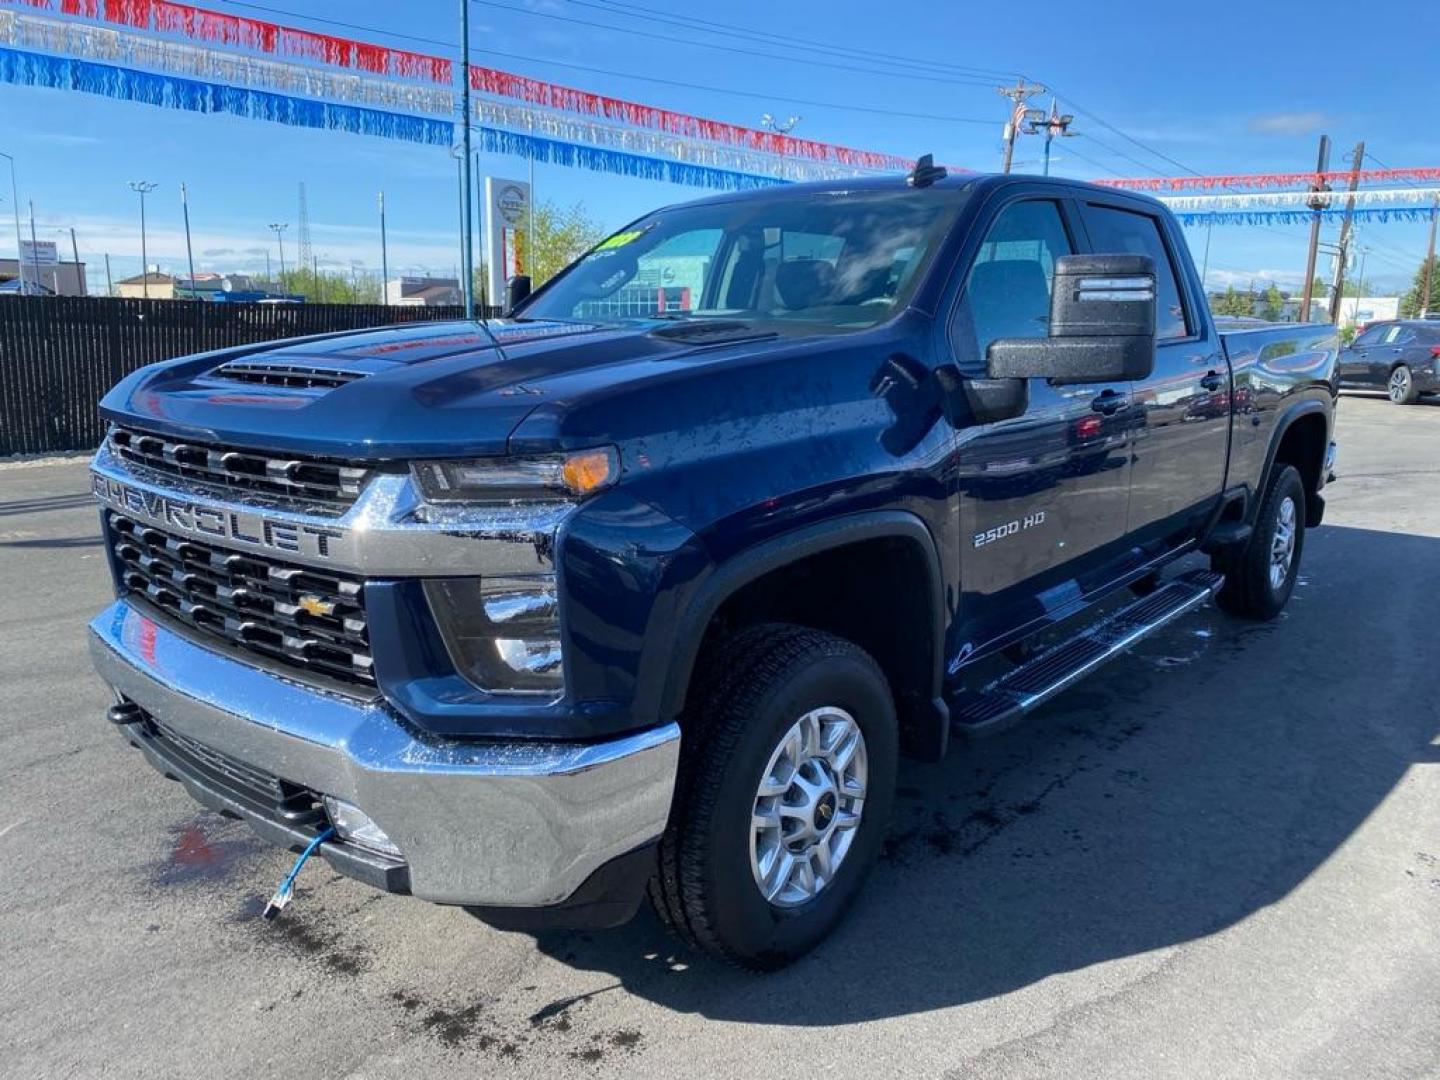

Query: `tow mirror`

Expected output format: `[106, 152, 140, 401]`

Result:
[505, 274, 532, 315]
[986, 254, 1157, 383]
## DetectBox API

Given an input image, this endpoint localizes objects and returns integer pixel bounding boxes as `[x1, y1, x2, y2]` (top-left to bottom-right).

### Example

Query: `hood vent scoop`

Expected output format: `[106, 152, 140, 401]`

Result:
[212, 360, 367, 390]
[648, 320, 777, 347]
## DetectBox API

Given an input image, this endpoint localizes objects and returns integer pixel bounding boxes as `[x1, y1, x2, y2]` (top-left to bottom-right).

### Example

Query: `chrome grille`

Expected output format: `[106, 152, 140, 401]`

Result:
[108, 512, 374, 688]
[212, 360, 366, 390]
[108, 425, 372, 514]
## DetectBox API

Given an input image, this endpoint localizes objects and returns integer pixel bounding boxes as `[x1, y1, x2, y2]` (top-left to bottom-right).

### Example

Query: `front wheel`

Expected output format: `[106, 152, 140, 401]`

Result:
[649, 624, 897, 970]
[1389, 364, 1420, 404]
[1212, 464, 1306, 620]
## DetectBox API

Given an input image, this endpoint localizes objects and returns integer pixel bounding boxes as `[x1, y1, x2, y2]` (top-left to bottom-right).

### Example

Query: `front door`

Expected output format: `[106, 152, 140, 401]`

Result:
[945, 196, 1135, 662]
[1078, 200, 1227, 546]
[1339, 323, 1388, 385]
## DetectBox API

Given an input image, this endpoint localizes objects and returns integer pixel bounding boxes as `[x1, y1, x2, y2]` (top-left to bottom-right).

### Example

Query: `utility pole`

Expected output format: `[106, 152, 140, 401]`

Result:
[1200, 213, 1215, 291]
[458, 0, 475, 318]
[66, 226, 81, 295]
[1298, 135, 1331, 323]
[180, 182, 198, 300]
[312, 251, 320, 303]
[268, 222, 288, 284]
[1, 151, 24, 294]
[379, 191, 389, 306]
[995, 79, 1046, 174]
[1422, 195, 1439, 317]
[1025, 100, 1074, 177]
[104, 252, 113, 296]
[1329, 141, 1364, 324]
[128, 180, 158, 298]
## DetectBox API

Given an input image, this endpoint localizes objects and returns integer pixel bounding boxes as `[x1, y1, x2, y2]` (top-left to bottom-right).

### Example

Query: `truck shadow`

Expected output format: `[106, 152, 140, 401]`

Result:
[530, 524, 1439, 1024]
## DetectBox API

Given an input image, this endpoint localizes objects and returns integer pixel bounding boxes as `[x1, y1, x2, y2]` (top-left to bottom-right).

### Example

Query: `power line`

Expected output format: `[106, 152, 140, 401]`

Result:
[213, 1, 995, 129]
[579, 0, 1024, 81]
[468, 0, 1004, 88]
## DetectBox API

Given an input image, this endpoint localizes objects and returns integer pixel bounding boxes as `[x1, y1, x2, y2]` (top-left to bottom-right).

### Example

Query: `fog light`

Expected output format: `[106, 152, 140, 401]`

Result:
[322, 796, 402, 859]
[423, 575, 564, 695]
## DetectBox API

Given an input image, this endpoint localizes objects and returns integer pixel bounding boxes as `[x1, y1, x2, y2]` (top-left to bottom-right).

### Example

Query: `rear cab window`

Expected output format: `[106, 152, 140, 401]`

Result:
[1080, 203, 1191, 341]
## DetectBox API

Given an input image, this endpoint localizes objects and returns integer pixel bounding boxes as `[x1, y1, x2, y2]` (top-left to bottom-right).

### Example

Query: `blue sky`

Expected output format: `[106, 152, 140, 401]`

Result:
[1, 0, 1437, 293]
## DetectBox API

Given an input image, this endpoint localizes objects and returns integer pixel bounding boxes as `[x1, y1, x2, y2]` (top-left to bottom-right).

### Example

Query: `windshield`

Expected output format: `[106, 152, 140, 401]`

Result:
[520, 186, 969, 333]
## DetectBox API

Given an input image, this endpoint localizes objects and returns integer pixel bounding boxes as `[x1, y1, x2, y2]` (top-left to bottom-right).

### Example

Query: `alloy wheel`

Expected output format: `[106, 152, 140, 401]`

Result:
[750, 706, 868, 908]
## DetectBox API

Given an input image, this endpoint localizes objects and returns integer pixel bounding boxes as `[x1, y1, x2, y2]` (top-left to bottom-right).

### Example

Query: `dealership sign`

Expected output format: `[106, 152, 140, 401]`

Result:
[20, 239, 57, 269]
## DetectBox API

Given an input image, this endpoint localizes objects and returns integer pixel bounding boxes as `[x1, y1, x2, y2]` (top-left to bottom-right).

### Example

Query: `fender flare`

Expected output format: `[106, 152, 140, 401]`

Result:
[657, 510, 948, 747]
[1252, 399, 1331, 524]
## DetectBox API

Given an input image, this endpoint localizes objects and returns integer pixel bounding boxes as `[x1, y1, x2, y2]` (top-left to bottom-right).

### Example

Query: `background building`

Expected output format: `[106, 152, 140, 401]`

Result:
[116, 271, 178, 299]
[0, 257, 88, 296]
[385, 276, 462, 306]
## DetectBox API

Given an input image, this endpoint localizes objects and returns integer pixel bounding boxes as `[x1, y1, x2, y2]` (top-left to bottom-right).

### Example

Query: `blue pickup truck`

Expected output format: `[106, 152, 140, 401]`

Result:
[88, 166, 1337, 969]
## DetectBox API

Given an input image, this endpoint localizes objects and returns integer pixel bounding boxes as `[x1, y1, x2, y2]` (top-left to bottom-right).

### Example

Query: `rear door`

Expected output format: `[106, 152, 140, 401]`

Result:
[944, 193, 1135, 657]
[1367, 324, 1409, 384]
[1077, 199, 1226, 547]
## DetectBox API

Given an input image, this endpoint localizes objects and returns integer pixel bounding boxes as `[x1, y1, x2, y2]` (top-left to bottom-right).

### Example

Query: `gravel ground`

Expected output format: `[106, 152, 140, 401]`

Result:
[1, 392, 1436, 1079]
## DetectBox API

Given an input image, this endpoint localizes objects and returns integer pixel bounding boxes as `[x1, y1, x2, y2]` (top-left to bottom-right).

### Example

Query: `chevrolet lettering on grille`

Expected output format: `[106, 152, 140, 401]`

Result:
[91, 474, 343, 560]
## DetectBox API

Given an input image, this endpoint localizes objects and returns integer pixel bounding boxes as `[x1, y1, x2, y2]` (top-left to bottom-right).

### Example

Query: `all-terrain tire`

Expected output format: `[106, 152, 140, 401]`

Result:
[1211, 464, 1306, 620]
[648, 623, 897, 970]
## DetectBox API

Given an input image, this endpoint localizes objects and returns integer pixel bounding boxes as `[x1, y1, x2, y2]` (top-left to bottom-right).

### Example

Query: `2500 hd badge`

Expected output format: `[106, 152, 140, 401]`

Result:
[974, 511, 1046, 548]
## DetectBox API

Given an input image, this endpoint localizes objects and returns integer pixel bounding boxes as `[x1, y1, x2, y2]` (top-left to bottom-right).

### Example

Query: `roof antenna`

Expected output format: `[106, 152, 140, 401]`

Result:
[907, 154, 947, 188]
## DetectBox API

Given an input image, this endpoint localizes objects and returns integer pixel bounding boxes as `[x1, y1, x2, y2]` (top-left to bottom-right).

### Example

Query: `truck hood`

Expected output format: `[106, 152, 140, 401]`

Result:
[99, 317, 783, 459]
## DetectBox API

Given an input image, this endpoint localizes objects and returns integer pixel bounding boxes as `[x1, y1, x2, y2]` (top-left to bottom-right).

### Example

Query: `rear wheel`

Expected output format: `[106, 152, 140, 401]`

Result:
[649, 624, 897, 970]
[1389, 364, 1420, 404]
[1211, 464, 1305, 620]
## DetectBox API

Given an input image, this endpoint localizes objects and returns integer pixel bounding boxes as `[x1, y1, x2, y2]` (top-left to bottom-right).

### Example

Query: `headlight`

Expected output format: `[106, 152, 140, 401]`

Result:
[423, 574, 563, 695]
[411, 447, 618, 504]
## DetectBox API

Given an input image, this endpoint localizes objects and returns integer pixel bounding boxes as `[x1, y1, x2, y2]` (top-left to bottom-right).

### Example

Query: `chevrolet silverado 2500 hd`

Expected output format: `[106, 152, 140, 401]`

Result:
[88, 166, 1338, 969]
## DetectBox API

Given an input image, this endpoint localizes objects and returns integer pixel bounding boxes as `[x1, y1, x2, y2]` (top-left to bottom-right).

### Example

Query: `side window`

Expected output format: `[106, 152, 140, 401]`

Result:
[1352, 325, 1386, 346]
[1390, 327, 1416, 345]
[950, 200, 1073, 374]
[1083, 204, 1190, 340]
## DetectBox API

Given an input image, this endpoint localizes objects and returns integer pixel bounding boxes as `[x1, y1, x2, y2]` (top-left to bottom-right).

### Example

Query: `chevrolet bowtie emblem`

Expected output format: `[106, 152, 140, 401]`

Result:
[298, 595, 336, 617]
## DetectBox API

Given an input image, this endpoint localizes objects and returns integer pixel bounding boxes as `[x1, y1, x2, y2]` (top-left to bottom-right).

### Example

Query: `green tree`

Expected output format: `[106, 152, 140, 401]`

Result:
[1260, 282, 1285, 321]
[523, 200, 607, 287]
[1399, 256, 1440, 317]
[1211, 284, 1254, 318]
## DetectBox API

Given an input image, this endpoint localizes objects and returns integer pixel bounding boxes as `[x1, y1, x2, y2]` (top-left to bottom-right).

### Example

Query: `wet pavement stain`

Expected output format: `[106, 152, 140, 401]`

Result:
[263, 914, 372, 977]
[386, 984, 643, 1064]
[149, 814, 264, 888]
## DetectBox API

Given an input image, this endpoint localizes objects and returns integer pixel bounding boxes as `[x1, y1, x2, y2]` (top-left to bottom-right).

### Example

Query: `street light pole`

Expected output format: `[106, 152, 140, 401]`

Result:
[378, 192, 389, 306]
[128, 180, 158, 299]
[1, 151, 24, 294]
[27, 199, 41, 289]
[268, 222, 288, 284]
[180, 183, 198, 300]
[458, 0, 475, 318]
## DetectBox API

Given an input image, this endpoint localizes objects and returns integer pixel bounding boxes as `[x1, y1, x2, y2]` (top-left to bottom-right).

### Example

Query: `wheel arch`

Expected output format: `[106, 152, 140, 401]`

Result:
[660, 511, 950, 761]
[1256, 401, 1330, 528]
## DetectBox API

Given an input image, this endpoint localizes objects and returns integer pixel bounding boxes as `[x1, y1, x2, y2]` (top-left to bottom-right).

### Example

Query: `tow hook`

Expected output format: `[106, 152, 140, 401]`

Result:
[107, 701, 143, 726]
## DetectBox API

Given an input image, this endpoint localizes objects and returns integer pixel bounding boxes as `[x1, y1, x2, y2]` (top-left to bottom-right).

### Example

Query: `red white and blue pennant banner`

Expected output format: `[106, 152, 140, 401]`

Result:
[1175, 206, 1438, 227]
[1160, 188, 1440, 212]
[4, 0, 907, 174]
[1101, 168, 1440, 192]
[13, 0, 452, 81]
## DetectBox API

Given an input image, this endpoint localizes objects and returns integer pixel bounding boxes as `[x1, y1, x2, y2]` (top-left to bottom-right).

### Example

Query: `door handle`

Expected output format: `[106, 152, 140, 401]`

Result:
[1200, 371, 1224, 392]
[1090, 390, 1128, 415]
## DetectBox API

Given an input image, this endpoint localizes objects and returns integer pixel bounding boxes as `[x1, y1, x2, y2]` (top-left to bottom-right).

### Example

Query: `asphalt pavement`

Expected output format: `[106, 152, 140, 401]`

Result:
[1, 392, 1437, 1079]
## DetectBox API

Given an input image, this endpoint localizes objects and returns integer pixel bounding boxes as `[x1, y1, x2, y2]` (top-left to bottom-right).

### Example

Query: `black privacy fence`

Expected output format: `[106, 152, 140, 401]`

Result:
[0, 296, 498, 457]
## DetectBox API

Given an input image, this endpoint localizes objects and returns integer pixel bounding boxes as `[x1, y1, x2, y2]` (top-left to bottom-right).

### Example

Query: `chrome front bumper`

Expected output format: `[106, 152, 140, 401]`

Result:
[89, 599, 681, 907]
